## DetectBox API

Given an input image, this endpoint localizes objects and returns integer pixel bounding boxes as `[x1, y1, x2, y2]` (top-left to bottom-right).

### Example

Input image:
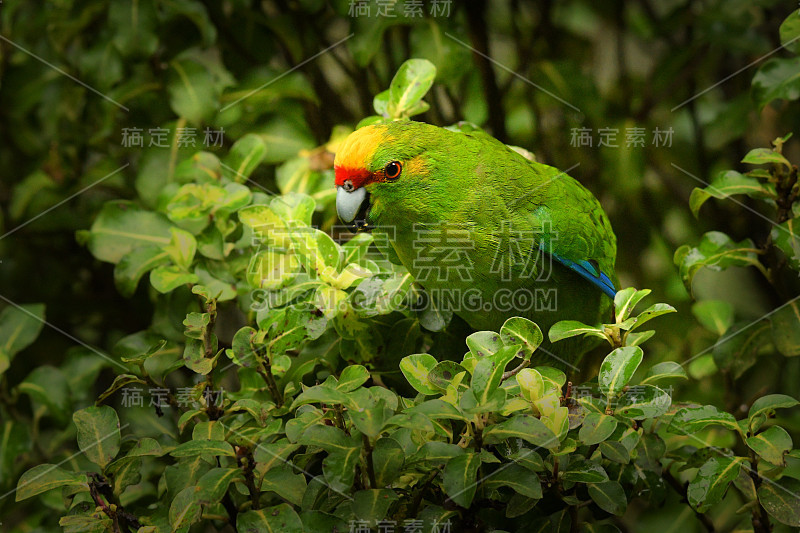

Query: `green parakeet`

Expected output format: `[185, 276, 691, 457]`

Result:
[334, 121, 618, 363]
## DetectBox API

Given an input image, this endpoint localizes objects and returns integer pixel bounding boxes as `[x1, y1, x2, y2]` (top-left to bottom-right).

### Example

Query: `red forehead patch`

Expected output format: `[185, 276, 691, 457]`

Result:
[334, 166, 374, 189]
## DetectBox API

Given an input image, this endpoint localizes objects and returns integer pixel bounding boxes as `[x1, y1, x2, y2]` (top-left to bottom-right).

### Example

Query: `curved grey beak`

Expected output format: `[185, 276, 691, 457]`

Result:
[336, 186, 372, 232]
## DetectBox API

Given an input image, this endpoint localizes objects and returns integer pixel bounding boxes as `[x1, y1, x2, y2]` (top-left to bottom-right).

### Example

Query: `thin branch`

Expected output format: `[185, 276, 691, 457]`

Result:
[465, 0, 508, 141]
[252, 338, 283, 407]
[502, 359, 531, 380]
[362, 433, 377, 489]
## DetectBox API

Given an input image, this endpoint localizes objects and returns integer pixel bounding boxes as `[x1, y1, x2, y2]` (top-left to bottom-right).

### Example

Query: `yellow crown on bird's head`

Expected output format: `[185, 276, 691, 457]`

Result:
[334, 125, 393, 189]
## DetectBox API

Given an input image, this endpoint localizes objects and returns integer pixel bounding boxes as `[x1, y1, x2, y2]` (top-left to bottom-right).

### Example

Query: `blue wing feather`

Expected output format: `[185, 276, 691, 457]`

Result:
[546, 249, 617, 299]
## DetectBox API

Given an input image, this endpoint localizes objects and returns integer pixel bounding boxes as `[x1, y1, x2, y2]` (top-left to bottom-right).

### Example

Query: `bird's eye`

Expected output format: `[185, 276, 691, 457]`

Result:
[384, 161, 402, 180]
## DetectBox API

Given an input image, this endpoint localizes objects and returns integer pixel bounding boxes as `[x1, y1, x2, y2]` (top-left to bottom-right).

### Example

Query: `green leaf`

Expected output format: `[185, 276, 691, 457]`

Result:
[417, 292, 453, 332]
[193, 421, 226, 441]
[614, 288, 651, 322]
[197, 467, 243, 503]
[323, 447, 361, 493]
[169, 486, 203, 531]
[562, 460, 609, 483]
[536, 366, 567, 390]
[641, 361, 688, 385]
[261, 466, 307, 506]
[247, 249, 300, 290]
[500, 317, 543, 358]
[292, 384, 350, 408]
[276, 157, 334, 200]
[0, 303, 44, 369]
[168, 58, 219, 124]
[291, 227, 341, 274]
[692, 300, 735, 335]
[428, 361, 467, 390]
[183, 336, 217, 375]
[223, 133, 267, 181]
[125, 437, 164, 457]
[588, 480, 627, 515]
[752, 57, 800, 110]
[758, 477, 800, 527]
[541, 406, 569, 441]
[746, 426, 792, 465]
[627, 303, 676, 331]
[337, 364, 370, 392]
[625, 330, 656, 347]
[771, 218, 800, 273]
[349, 400, 392, 438]
[0, 420, 29, 486]
[237, 504, 305, 533]
[741, 148, 792, 169]
[73, 406, 121, 468]
[483, 415, 558, 448]
[443, 453, 481, 508]
[689, 170, 776, 217]
[227, 326, 259, 369]
[114, 245, 170, 297]
[407, 399, 468, 421]
[169, 439, 235, 458]
[351, 489, 398, 525]
[387, 59, 436, 118]
[399, 353, 439, 395]
[59, 515, 112, 533]
[516, 368, 545, 401]
[253, 439, 299, 476]
[668, 405, 740, 434]
[687, 456, 746, 512]
[470, 345, 517, 404]
[150, 265, 199, 293]
[614, 385, 671, 419]
[373, 89, 390, 116]
[161, 0, 217, 46]
[780, 10, 800, 54]
[599, 441, 630, 464]
[299, 511, 349, 533]
[749, 394, 799, 424]
[713, 320, 770, 379]
[18, 365, 71, 422]
[352, 272, 414, 317]
[184, 312, 211, 339]
[410, 441, 465, 465]
[598, 346, 643, 397]
[771, 299, 800, 357]
[579, 413, 618, 445]
[256, 118, 316, 164]
[108, 0, 158, 56]
[674, 232, 763, 292]
[165, 227, 197, 269]
[549, 320, 607, 343]
[84, 201, 172, 264]
[466, 330, 504, 358]
[297, 425, 359, 454]
[483, 464, 543, 499]
[15, 464, 87, 501]
[372, 438, 405, 486]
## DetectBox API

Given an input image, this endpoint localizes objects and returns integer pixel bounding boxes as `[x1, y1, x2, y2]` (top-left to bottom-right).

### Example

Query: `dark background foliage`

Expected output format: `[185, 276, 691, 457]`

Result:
[1, 1, 800, 532]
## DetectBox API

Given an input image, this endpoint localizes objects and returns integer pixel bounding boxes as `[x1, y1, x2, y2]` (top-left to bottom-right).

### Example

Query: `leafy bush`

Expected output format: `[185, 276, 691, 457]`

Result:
[3, 2, 800, 532]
